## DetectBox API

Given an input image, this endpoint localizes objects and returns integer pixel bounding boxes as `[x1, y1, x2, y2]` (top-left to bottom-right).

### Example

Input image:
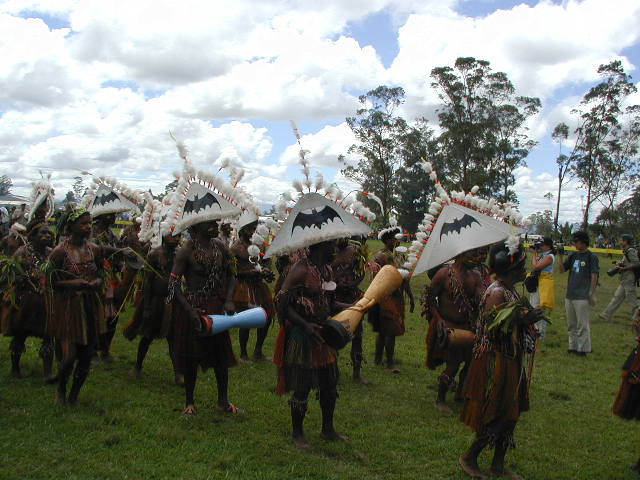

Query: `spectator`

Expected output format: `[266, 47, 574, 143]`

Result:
[599, 234, 639, 321]
[558, 231, 599, 357]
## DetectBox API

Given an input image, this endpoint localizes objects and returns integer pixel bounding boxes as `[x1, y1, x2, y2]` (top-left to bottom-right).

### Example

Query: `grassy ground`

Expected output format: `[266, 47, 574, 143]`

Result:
[1, 245, 638, 480]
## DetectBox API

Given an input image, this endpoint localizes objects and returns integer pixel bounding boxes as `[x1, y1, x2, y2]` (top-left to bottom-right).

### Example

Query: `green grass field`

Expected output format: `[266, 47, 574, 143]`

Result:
[1, 247, 638, 480]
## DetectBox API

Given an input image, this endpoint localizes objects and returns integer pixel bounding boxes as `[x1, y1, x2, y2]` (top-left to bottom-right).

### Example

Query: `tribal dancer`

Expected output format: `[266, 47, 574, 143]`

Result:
[80, 177, 142, 361]
[268, 124, 375, 447]
[459, 242, 543, 479]
[231, 212, 276, 361]
[123, 195, 181, 382]
[162, 152, 248, 416]
[331, 236, 370, 384]
[612, 324, 640, 471]
[47, 209, 111, 405]
[423, 249, 483, 412]
[369, 225, 414, 373]
[170, 220, 238, 415]
[1, 220, 54, 379]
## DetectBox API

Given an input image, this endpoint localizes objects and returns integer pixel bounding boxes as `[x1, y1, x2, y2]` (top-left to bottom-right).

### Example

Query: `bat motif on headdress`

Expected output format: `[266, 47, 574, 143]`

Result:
[184, 192, 221, 215]
[291, 205, 343, 234]
[439, 214, 480, 240]
[94, 191, 119, 206]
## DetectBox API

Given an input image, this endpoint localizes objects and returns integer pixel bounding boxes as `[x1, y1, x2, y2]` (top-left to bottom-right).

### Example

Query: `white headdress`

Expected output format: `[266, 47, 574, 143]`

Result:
[27, 173, 55, 222]
[80, 176, 142, 218]
[264, 122, 375, 259]
[405, 160, 524, 277]
[161, 138, 248, 236]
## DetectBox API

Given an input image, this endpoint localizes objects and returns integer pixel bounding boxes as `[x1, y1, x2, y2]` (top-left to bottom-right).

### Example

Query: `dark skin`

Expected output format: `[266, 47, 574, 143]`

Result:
[428, 250, 483, 413]
[10, 225, 54, 379]
[373, 235, 414, 373]
[332, 237, 370, 384]
[48, 214, 105, 405]
[171, 220, 236, 415]
[130, 233, 181, 382]
[283, 241, 350, 448]
[459, 259, 542, 480]
[233, 222, 274, 361]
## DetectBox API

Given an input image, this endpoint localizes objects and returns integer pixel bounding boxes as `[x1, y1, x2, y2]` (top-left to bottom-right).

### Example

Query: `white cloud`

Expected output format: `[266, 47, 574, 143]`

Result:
[278, 122, 356, 167]
[390, 0, 640, 107]
[514, 166, 586, 224]
[0, 0, 638, 228]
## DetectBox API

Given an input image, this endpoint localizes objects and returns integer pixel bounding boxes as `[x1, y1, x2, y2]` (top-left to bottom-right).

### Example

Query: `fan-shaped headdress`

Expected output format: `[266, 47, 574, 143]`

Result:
[404, 160, 524, 277]
[264, 122, 375, 259]
[80, 176, 142, 218]
[161, 137, 250, 236]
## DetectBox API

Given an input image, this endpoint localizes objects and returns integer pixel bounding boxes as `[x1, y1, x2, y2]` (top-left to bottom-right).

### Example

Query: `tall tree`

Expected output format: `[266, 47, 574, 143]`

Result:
[341, 86, 408, 224]
[551, 122, 571, 235]
[394, 119, 437, 232]
[568, 60, 639, 229]
[0, 175, 12, 196]
[429, 57, 540, 201]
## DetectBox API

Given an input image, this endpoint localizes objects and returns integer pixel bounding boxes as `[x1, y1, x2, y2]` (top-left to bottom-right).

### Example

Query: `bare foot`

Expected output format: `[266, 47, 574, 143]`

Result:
[182, 405, 197, 416]
[293, 435, 311, 449]
[436, 401, 454, 413]
[489, 468, 523, 479]
[320, 430, 350, 442]
[459, 454, 486, 478]
[240, 354, 250, 362]
[214, 402, 244, 414]
[129, 368, 141, 379]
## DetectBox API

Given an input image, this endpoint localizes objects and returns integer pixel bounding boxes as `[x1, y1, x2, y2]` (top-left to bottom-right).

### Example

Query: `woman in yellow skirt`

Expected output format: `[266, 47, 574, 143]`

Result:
[530, 237, 555, 342]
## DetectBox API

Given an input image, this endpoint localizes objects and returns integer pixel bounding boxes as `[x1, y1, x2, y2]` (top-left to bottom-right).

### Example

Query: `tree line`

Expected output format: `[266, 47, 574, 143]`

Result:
[341, 57, 639, 236]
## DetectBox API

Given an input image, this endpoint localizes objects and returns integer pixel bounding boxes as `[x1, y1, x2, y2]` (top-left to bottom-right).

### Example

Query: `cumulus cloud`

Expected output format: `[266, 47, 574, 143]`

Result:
[0, 0, 638, 227]
[390, 0, 640, 106]
[278, 123, 356, 167]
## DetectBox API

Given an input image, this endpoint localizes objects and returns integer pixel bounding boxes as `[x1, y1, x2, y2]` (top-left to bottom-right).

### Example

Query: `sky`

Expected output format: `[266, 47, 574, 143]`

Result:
[1, 0, 639, 224]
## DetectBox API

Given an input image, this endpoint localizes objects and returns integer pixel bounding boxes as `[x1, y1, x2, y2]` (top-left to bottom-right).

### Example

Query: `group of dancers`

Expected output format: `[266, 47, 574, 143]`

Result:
[2, 142, 639, 478]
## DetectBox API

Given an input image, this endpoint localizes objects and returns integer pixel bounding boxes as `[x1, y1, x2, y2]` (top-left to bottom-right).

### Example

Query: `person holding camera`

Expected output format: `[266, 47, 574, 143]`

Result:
[529, 237, 556, 342]
[558, 231, 599, 356]
[599, 234, 639, 322]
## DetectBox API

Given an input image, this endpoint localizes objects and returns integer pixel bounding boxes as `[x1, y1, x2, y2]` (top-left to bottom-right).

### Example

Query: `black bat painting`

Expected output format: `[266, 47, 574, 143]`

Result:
[440, 214, 480, 240]
[94, 191, 119, 206]
[291, 205, 343, 234]
[184, 193, 221, 215]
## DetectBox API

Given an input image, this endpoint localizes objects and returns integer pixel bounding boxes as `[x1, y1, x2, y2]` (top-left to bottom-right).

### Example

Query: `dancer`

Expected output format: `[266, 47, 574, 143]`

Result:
[80, 177, 142, 361]
[331, 236, 370, 384]
[613, 329, 640, 471]
[1, 220, 54, 379]
[424, 249, 483, 412]
[124, 195, 181, 383]
[369, 222, 414, 373]
[231, 210, 276, 361]
[267, 124, 374, 447]
[47, 208, 108, 405]
[163, 155, 247, 416]
[459, 242, 543, 479]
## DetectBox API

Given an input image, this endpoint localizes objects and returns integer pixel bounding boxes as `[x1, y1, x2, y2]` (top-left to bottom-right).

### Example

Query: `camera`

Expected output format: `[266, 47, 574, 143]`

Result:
[555, 243, 565, 255]
[607, 266, 621, 277]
